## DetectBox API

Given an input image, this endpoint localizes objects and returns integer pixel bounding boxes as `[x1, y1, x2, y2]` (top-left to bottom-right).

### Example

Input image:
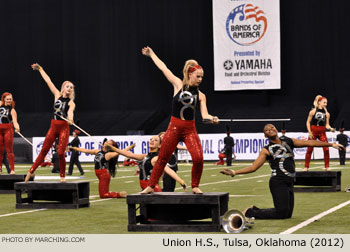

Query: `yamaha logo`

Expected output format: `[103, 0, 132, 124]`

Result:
[223, 60, 234, 70]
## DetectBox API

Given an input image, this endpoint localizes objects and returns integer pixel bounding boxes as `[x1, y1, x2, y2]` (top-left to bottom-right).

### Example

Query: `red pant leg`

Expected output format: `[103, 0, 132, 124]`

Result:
[95, 169, 122, 198]
[57, 121, 70, 178]
[305, 138, 314, 168]
[3, 126, 14, 171]
[148, 120, 181, 188]
[183, 130, 203, 188]
[318, 131, 329, 168]
[0, 128, 4, 170]
[30, 121, 58, 174]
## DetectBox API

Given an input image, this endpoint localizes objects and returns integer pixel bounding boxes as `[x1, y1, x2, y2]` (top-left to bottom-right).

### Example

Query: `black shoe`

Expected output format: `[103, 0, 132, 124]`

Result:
[80, 172, 85, 176]
[66, 172, 72, 176]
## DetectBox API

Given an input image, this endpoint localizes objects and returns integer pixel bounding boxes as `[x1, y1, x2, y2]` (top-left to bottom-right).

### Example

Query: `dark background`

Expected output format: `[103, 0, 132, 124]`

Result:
[1, 0, 349, 137]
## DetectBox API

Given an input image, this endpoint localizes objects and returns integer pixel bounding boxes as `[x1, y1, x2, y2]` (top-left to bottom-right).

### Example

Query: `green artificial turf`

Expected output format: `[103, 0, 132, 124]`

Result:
[0, 161, 349, 234]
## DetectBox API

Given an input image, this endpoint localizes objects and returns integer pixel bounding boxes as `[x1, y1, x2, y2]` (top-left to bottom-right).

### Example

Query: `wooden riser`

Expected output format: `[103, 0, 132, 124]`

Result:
[14, 181, 90, 209]
[127, 192, 229, 232]
[294, 171, 341, 192]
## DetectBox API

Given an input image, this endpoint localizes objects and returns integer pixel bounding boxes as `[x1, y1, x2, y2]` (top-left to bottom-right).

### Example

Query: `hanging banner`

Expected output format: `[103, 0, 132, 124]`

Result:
[32, 132, 349, 162]
[213, 0, 281, 90]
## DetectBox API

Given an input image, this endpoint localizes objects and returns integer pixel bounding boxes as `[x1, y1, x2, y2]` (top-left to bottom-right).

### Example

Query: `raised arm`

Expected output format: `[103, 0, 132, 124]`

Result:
[105, 143, 137, 161]
[199, 91, 219, 124]
[11, 109, 20, 132]
[107, 145, 146, 161]
[306, 109, 315, 139]
[70, 147, 100, 155]
[31, 63, 61, 99]
[220, 148, 268, 177]
[292, 138, 343, 149]
[141, 46, 183, 94]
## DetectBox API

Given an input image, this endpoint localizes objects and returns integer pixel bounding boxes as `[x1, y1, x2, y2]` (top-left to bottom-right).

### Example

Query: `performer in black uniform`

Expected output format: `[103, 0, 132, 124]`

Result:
[158, 131, 187, 192]
[0, 92, 20, 174]
[71, 139, 131, 198]
[224, 125, 234, 166]
[141, 46, 218, 194]
[220, 124, 344, 219]
[305, 95, 335, 171]
[109, 135, 187, 192]
[67, 130, 84, 176]
[26, 63, 75, 182]
[336, 122, 348, 165]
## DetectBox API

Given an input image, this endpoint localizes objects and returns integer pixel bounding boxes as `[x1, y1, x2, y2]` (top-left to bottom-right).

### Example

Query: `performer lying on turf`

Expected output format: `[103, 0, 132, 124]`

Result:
[0, 92, 20, 174]
[108, 135, 187, 192]
[26, 63, 75, 182]
[70, 139, 133, 198]
[220, 124, 344, 219]
[141, 46, 218, 194]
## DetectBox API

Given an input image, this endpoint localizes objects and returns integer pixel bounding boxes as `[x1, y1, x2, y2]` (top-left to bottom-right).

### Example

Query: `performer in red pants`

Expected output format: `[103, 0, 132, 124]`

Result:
[25, 63, 76, 182]
[0, 92, 20, 174]
[140, 46, 218, 194]
[110, 135, 187, 192]
[71, 139, 136, 198]
[305, 95, 335, 171]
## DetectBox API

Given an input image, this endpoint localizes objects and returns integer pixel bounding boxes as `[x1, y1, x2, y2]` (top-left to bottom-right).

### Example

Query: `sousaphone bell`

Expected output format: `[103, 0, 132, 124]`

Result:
[221, 209, 255, 233]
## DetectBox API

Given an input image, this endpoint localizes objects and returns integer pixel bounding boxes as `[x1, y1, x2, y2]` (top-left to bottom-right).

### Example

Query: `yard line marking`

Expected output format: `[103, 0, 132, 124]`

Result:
[229, 194, 263, 197]
[0, 209, 47, 218]
[89, 198, 113, 203]
[124, 181, 135, 183]
[0, 195, 116, 218]
[280, 200, 350, 234]
[174, 174, 269, 191]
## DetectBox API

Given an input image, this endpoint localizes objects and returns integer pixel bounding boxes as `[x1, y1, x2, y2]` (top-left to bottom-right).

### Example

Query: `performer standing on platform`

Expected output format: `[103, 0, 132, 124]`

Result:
[70, 139, 129, 198]
[110, 135, 187, 192]
[158, 131, 187, 192]
[0, 92, 20, 174]
[305, 95, 335, 171]
[224, 125, 234, 166]
[220, 124, 344, 219]
[25, 63, 75, 182]
[336, 122, 348, 165]
[141, 46, 218, 194]
[67, 130, 84, 176]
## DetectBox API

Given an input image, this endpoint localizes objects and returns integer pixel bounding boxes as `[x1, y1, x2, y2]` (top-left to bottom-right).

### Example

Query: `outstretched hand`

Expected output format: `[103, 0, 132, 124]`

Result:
[31, 63, 42, 71]
[332, 143, 345, 150]
[220, 168, 236, 177]
[141, 46, 153, 57]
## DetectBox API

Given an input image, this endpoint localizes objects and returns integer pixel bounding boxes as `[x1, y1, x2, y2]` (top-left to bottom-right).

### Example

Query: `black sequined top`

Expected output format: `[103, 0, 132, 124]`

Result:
[172, 86, 199, 120]
[264, 136, 295, 178]
[53, 96, 70, 120]
[0, 105, 12, 124]
[139, 151, 158, 180]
